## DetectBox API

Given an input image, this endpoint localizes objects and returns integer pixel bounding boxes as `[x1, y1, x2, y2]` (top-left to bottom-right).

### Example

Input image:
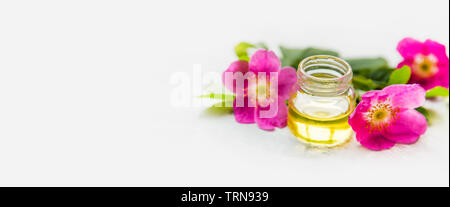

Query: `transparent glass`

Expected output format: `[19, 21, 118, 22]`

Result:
[288, 55, 356, 148]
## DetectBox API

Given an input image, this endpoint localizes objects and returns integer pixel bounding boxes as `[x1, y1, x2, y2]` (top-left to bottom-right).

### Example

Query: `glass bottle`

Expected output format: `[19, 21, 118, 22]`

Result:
[288, 55, 356, 148]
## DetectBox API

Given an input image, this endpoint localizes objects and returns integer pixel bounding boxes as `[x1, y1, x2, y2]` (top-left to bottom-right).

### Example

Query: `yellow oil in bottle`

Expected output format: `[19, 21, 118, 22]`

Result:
[288, 74, 355, 148]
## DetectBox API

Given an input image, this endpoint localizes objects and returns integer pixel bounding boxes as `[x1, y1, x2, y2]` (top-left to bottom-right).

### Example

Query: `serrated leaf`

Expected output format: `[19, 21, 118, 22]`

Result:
[426, 86, 449, 98]
[388, 65, 411, 85]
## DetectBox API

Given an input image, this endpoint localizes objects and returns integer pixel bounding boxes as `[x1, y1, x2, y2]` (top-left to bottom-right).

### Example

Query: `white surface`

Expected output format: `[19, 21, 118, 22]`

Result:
[0, 0, 448, 187]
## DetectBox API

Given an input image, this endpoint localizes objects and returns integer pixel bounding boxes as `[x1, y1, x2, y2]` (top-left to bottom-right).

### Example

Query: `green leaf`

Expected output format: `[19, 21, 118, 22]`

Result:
[280, 47, 306, 68]
[368, 68, 394, 83]
[238, 55, 250, 61]
[355, 89, 364, 104]
[234, 42, 255, 61]
[211, 99, 234, 108]
[352, 75, 377, 91]
[204, 101, 234, 116]
[198, 93, 235, 101]
[346, 57, 389, 72]
[415, 107, 429, 123]
[301, 48, 339, 60]
[415, 106, 436, 125]
[280, 46, 339, 69]
[387, 65, 411, 85]
[426, 86, 450, 98]
[234, 42, 269, 61]
[201, 95, 235, 116]
[345, 58, 393, 89]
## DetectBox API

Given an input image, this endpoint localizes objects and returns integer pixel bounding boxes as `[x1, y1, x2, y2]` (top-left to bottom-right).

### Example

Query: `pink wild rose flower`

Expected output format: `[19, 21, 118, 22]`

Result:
[348, 84, 427, 151]
[222, 49, 297, 130]
[397, 38, 449, 90]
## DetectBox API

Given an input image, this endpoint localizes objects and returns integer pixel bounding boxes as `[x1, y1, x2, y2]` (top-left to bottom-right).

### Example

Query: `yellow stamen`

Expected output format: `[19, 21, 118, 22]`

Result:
[248, 77, 278, 106]
[364, 99, 400, 133]
[412, 54, 439, 78]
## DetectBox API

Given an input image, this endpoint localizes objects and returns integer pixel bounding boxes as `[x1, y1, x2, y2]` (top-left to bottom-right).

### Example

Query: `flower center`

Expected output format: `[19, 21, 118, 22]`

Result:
[412, 54, 439, 78]
[364, 100, 400, 132]
[373, 110, 387, 120]
[257, 84, 269, 99]
[247, 76, 278, 106]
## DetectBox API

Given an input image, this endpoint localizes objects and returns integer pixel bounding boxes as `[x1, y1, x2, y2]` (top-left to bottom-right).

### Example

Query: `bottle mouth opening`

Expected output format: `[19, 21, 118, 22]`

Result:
[297, 55, 353, 96]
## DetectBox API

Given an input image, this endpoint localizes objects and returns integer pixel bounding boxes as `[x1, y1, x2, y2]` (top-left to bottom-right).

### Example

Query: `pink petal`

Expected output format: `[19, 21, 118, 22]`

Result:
[249, 49, 281, 73]
[397, 37, 424, 59]
[436, 63, 449, 89]
[410, 75, 446, 90]
[361, 90, 392, 108]
[359, 134, 396, 151]
[348, 102, 371, 142]
[407, 66, 449, 90]
[349, 92, 396, 151]
[277, 67, 297, 101]
[396, 59, 413, 70]
[255, 100, 288, 131]
[424, 39, 449, 88]
[383, 109, 427, 144]
[424, 39, 449, 62]
[361, 90, 381, 103]
[233, 96, 256, 124]
[382, 84, 426, 109]
[398, 45, 449, 90]
[222, 60, 250, 94]
[404, 64, 443, 90]
[407, 70, 432, 90]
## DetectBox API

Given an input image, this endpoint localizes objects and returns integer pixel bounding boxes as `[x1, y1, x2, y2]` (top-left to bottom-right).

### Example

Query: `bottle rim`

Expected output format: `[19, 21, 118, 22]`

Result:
[298, 55, 352, 82]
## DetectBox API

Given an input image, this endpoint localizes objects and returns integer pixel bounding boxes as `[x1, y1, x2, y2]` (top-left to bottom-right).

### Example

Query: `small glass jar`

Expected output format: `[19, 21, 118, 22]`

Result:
[288, 55, 356, 148]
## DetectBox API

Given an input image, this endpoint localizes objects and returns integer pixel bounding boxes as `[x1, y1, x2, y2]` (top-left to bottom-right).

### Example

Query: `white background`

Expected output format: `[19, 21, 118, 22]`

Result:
[0, 0, 448, 186]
